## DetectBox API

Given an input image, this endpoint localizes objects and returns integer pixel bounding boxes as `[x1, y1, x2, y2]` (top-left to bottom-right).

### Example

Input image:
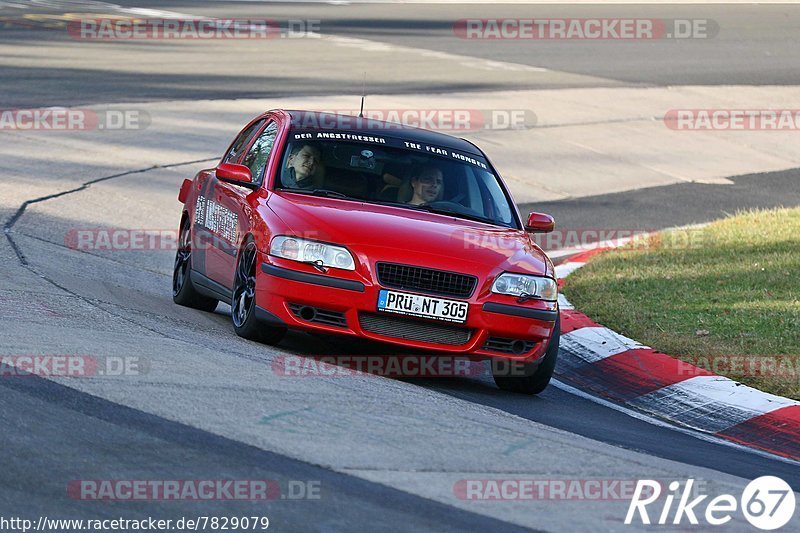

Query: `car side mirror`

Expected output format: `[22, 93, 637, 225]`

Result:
[216, 163, 255, 188]
[525, 212, 555, 233]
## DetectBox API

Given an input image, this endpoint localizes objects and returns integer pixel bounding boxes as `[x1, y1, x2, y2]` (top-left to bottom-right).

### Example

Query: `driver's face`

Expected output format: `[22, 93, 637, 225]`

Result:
[412, 170, 443, 203]
[288, 146, 321, 181]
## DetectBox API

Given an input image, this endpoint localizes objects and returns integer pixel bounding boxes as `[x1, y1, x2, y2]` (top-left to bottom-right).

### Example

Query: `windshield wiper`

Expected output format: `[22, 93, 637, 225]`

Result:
[516, 292, 538, 304]
[411, 204, 498, 226]
[280, 188, 357, 201]
[308, 188, 353, 199]
[302, 259, 327, 273]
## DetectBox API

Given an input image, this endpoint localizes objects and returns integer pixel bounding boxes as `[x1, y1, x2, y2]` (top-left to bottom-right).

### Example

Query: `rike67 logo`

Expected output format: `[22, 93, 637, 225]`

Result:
[626, 477, 795, 530]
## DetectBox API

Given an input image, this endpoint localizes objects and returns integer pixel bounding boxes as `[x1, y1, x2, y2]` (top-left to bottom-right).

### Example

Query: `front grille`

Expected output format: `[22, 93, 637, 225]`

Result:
[483, 337, 536, 355]
[376, 262, 477, 299]
[288, 303, 348, 328]
[359, 312, 472, 346]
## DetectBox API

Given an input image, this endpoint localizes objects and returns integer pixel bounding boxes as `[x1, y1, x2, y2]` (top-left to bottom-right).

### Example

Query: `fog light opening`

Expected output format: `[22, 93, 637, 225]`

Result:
[299, 306, 317, 321]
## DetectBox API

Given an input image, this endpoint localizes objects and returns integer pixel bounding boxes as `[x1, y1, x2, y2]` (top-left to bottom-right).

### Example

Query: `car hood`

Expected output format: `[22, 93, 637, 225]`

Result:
[267, 192, 554, 278]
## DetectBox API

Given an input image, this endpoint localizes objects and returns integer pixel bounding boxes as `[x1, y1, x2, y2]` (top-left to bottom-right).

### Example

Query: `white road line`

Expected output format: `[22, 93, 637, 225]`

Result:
[551, 378, 800, 467]
[217, 0, 794, 4]
[670, 375, 799, 412]
[557, 293, 574, 310]
[324, 35, 549, 73]
[628, 375, 800, 433]
[97, 2, 550, 75]
[547, 237, 637, 262]
[120, 8, 202, 19]
[554, 261, 585, 279]
[560, 326, 649, 363]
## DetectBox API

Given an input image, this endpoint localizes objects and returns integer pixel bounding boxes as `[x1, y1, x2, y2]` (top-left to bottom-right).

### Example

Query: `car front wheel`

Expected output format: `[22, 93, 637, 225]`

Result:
[492, 314, 560, 395]
[231, 239, 286, 345]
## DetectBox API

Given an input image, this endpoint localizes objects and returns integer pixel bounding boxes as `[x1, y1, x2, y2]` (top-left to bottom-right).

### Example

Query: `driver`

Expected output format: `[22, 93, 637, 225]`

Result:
[283, 144, 323, 189]
[409, 165, 444, 205]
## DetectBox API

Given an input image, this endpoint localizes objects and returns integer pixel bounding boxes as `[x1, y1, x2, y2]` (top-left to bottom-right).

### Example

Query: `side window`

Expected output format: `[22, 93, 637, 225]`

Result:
[464, 167, 483, 211]
[475, 169, 513, 224]
[242, 122, 278, 184]
[223, 119, 264, 164]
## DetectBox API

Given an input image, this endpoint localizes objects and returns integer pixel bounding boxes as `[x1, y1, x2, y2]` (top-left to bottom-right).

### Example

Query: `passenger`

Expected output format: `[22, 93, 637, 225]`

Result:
[283, 144, 323, 189]
[409, 165, 444, 205]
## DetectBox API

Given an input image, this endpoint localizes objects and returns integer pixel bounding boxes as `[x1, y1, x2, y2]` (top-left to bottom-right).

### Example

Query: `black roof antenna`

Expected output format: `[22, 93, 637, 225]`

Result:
[358, 73, 366, 118]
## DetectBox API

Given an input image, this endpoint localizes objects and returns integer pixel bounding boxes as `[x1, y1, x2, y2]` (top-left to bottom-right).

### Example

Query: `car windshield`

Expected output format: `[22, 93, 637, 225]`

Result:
[276, 132, 517, 228]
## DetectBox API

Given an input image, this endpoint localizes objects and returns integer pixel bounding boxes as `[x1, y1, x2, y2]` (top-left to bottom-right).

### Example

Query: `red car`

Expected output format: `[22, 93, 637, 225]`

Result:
[174, 110, 560, 394]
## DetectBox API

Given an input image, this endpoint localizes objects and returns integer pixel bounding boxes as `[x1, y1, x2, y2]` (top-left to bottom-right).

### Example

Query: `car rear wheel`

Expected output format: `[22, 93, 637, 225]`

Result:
[231, 239, 286, 345]
[173, 218, 218, 312]
[492, 314, 560, 395]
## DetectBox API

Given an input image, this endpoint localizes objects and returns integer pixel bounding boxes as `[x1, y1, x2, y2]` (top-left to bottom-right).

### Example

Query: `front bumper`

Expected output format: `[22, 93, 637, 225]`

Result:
[257, 258, 558, 363]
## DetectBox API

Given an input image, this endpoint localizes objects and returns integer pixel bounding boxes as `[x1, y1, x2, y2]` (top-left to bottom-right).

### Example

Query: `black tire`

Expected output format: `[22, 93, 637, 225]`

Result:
[173, 217, 218, 312]
[493, 314, 560, 395]
[231, 239, 286, 345]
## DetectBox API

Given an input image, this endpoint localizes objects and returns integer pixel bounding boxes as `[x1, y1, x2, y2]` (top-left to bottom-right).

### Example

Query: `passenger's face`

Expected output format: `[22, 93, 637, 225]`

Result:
[412, 170, 443, 203]
[288, 146, 321, 181]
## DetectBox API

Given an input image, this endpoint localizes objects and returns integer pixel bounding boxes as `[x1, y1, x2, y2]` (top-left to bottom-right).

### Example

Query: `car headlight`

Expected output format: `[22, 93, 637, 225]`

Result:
[491, 273, 558, 301]
[269, 236, 356, 271]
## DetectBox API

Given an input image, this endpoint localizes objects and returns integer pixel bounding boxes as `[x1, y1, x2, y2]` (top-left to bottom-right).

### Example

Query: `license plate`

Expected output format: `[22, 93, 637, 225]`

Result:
[377, 289, 469, 324]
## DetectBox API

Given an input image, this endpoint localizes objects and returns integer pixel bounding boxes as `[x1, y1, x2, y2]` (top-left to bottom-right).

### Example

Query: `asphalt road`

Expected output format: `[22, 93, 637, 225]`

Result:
[1, 1, 800, 107]
[1, 1, 799, 531]
[520, 167, 800, 241]
[0, 373, 529, 533]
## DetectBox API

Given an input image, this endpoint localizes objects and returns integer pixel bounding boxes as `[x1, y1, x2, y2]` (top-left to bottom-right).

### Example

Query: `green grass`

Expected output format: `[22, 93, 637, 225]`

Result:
[563, 207, 800, 400]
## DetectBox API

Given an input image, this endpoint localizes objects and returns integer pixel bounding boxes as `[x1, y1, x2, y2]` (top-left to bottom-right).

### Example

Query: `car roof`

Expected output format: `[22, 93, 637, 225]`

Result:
[281, 109, 485, 157]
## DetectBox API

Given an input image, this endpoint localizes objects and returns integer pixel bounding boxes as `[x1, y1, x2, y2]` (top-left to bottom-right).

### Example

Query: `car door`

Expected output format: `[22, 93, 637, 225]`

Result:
[212, 120, 280, 289]
[196, 119, 264, 289]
